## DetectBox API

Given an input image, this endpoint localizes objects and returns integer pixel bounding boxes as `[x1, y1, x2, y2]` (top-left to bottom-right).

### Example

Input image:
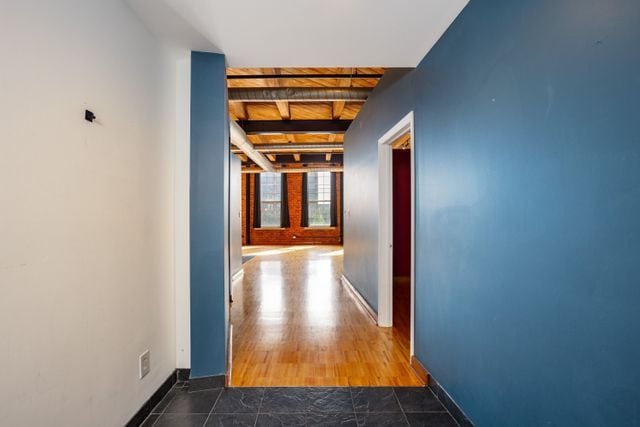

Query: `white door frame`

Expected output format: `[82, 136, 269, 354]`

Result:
[377, 111, 415, 357]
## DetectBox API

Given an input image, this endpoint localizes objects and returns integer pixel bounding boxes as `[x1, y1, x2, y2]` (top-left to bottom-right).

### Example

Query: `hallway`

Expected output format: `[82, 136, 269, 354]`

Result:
[230, 246, 421, 387]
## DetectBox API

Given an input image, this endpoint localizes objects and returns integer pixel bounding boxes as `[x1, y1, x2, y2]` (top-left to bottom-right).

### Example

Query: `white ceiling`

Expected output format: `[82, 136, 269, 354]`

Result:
[128, 0, 468, 68]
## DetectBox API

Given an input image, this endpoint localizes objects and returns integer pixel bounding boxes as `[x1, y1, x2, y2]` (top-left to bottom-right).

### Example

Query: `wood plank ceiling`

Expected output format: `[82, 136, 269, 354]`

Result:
[227, 67, 385, 172]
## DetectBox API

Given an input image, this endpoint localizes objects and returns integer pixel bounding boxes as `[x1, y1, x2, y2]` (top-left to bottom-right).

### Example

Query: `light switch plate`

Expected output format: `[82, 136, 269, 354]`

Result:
[139, 350, 150, 379]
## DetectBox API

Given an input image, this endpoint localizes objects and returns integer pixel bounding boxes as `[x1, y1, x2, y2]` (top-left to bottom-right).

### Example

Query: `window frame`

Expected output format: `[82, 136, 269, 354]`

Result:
[259, 172, 282, 228]
[306, 171, 333, 228]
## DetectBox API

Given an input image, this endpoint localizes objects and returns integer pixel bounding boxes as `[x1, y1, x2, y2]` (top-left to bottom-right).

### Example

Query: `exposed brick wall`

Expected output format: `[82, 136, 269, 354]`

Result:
[241, 173, 342, 246]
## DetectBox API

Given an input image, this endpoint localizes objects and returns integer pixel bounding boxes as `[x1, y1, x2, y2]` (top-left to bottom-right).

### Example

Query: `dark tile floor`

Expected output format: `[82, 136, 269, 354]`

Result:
[141, 383, 459, 426]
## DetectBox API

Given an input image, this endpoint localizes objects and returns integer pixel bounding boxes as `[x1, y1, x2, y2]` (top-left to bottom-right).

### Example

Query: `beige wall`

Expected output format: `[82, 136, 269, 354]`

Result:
[0, 1, 182, 425]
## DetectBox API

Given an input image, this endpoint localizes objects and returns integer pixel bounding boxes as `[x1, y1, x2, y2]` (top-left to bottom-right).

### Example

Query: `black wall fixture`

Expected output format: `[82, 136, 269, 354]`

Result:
[85, 110, 96, 123]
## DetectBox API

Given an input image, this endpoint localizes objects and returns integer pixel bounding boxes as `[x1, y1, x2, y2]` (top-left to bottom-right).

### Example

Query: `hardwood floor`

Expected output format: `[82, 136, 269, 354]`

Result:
[230, 245, 421, 387]
[393, 276, 411, 341]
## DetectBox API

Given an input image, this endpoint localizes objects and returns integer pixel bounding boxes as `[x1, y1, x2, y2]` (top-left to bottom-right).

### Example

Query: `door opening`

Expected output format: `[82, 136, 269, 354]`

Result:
[392, 138, 412, 350]
[224, 68, 420, 386]
[378, 112, 415, 358]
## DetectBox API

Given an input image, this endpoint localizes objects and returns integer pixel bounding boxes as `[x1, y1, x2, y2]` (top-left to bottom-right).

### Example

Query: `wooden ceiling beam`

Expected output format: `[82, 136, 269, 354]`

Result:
[243, 166, 344, 174]
[266, 154, 277, 162]
[326, 153, 332, 161]
[228, 73, 383, 80]
[242, 154, 343, 168]
[332, 101, 346, 120]
[275, 101, 290, 120]
[333, 67, 354, 120]
[232, 143, 343, 154]
[271, 68, 291, 120]
[229, 102, 248, 120]
[239, 120, 351, 135]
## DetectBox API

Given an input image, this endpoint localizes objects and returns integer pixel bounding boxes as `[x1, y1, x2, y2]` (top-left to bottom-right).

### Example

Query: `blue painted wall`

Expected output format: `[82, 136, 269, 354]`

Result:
[343, 0, 640, 425]
[190, 52, 229, 378]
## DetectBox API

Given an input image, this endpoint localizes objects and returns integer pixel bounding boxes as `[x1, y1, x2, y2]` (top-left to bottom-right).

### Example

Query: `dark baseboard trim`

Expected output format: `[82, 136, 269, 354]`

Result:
[127, 369, 227, 426]
[410, 355, 429, 386]
[429, 376, 474, 427]
[176, 368, 191, 382]
[126, 371, 176, 427]
[188, 375, 226, 392]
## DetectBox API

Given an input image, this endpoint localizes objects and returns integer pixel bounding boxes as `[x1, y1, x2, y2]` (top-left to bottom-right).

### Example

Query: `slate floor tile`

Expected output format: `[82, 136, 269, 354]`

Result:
[405, 412, 458, 427]
[394, 388, 446, 413]
[205, 413, 258, 426]
[165, 388, 222, 414]
[255, 413, 306, 426]
[351, 388, 401, 413]
[356, 412, 409, 426]
[261, 388, 311, 413]
[213, 388, 264, 413]
[307, 388, 354, 413]
[306, 412, 358, 426]
[152, 388, 184, 414]
[154, 413, 209, 427]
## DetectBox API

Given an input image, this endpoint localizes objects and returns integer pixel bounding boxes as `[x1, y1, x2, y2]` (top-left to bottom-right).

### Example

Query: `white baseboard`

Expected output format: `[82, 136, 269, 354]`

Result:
[340, 274, 378, 325]
[231, 269, 244, 283]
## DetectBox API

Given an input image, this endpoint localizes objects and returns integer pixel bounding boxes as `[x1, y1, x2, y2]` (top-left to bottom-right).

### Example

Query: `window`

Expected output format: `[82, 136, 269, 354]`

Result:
[307, 171, 331, 227]
[260, 172, 281, 227]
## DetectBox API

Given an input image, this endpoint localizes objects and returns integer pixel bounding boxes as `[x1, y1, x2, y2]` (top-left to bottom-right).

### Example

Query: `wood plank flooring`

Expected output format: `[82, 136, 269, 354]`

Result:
[230, 245, 421, 387]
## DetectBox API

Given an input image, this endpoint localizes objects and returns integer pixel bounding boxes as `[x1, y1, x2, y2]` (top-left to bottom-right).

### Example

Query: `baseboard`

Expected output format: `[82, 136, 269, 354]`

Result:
[125, 370, 176, 427]
[410, 355, 429, 386]
[176, 368, 191, 381]
[226, 324, 233, 387]
[429, 376, 474, 427]
[188, 374, 226, 392]
[340, 274, 378, 325]
[231, 269, 244, 283]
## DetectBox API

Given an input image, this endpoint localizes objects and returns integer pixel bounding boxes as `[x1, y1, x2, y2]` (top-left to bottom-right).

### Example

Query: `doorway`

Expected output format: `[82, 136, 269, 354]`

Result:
[201, 66, 422, 387]
[378, 112, 415, 358]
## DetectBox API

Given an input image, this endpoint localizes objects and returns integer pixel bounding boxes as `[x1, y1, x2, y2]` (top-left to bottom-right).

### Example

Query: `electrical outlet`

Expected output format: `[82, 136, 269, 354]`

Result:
[139, 350, 150, 379]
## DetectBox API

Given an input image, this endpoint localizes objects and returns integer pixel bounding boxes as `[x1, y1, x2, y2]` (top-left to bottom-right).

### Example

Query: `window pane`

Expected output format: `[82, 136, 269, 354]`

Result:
[308, 172, 318, 200]
[261, 201, 281, 227]
[260, 172, 281, 202]
[260, 173, 282, 227]
[308, 201, 330, 226]
[307, 172, 331, 226]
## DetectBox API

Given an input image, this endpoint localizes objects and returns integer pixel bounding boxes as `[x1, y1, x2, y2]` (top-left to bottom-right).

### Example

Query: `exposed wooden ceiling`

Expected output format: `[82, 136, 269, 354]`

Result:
[227, 67, 385, 171]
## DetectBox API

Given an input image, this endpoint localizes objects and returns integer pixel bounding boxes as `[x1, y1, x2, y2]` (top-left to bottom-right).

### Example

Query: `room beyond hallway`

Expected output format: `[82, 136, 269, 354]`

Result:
[230, 245, 421, 387]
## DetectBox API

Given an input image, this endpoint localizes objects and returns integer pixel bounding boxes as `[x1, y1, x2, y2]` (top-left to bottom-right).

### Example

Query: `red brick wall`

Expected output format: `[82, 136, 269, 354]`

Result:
[241, 173, 342, 246]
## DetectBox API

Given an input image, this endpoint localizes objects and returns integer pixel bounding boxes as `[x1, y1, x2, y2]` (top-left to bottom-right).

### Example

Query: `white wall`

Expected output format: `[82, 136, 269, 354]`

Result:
[174, 56, 191, 369]
[229, 155, 243, 278]
[0, 1, 181, 425]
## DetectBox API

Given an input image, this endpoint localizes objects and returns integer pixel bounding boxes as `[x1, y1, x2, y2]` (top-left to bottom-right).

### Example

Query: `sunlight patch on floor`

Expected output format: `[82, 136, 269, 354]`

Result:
[242, 245, 315, 257]
[319, 248, 344, 257]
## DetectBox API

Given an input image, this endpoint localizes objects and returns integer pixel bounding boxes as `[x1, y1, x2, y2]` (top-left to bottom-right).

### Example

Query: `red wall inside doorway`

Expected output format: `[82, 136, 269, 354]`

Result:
[393, 149, 411, 277]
